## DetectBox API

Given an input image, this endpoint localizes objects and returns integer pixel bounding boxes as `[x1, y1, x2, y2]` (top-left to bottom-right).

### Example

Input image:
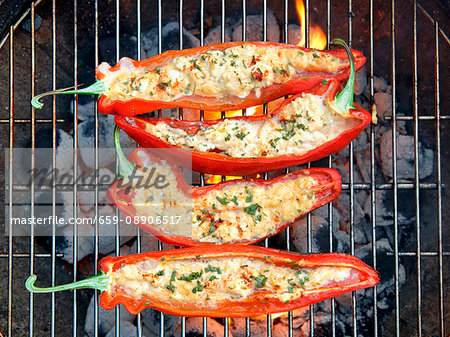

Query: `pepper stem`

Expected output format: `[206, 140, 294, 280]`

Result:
[25, 271, 110, 293]
[31, 80, 108, 110]
[114, 125, 136, 177]
[329, 38, 356, 114]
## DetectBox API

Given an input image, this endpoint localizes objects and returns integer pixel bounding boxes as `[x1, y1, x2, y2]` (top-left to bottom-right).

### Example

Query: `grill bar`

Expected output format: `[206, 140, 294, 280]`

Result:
[369, 0, 378, 336]
[391, 1, 400, 335]
[435, 20, 445, 337]
[93, 0, 100, 335]
[8, 25, 14, 337]
[29, 3, 36, 337]
[72, 0, 79, 335]
[412, 1, 423, 335]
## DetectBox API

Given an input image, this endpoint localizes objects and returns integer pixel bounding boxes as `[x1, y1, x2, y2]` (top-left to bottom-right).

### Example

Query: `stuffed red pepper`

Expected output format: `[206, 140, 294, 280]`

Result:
[108, 127, 341, 246]
[26, 245, 379, 317]
[31, 40, 365, 116]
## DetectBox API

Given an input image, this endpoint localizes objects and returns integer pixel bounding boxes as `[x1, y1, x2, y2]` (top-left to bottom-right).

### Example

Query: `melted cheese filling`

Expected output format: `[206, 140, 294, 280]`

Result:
[133, 170, 318, 243]
[111, 257, 352, 305]
[101, 44, 342, 102]
[145, 93, 359, 158]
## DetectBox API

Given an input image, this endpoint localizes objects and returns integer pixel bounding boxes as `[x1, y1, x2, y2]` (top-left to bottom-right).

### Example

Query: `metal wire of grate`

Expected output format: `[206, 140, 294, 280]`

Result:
[1, 0, 449, 336]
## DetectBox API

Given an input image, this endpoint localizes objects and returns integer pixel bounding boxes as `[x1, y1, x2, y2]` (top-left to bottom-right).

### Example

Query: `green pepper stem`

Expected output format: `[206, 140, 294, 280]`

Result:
[329, 38, 356, 113]
[31, 80, 108, 110]
[114, 125, 136, 177]
[25, 271, 110, 293]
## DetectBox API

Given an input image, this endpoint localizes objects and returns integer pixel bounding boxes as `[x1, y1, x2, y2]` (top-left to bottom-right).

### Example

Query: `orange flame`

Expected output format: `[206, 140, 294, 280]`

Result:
[295, 0, 327, 49]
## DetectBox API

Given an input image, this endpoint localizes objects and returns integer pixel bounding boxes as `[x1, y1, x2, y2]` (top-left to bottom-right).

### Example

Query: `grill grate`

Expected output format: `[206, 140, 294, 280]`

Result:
[1, 0, 449, 336]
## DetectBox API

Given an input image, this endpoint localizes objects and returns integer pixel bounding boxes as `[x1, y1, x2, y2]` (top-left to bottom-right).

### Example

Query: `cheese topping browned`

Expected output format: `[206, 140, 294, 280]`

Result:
[99, 44, 342, 102]
[110, 257, 352, 305]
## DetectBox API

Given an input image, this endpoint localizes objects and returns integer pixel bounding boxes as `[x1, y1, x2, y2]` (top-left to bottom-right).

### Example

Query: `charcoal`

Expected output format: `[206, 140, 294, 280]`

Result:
[230, 318, 268, 337]
[84, 286, 135, 337]
[105, 321, 137, 337]
[278, 307, 310, 329]
[205, 25, 232, 45]
[77, 115, 135, 168]
[142, 309, 181, 337]
[354, 65, 368, 96]
[142, 22, 200, 59]
[232, 11, 280, 42]
[379, 132, 434, 180]
[171, 317, 228, 337]
[290, 215, 334, 253]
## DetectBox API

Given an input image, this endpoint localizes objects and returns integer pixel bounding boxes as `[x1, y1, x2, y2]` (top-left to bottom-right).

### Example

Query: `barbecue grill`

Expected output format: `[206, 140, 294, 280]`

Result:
[1, 0, 449, 336]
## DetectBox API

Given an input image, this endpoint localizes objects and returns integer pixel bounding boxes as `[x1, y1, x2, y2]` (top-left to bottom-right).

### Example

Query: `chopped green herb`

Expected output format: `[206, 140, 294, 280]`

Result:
[307, 193, 314, 200]
[212, 203, 217, 210]
[195, 255, 201, 258]
[245, 189, 253, 202]
[230, 196, 239, 205]
[209, 221, 217, 234]
[166, 284, 175, 293]
[321, 79, 329, 85]
[235, 131, 247, 140]
[161, 258, 165, 262]
[312, 52, 320, 58]
[192, 282, 204, 294]
[269, 139, 277, 148]
[209, 275, 218, 282]
[216, 196, 228, 205]
[224, 134, 231, 141]
[156, 270, 165, 277]
[205, 265, 222, 274]
[178, 271, 203, 282]
[244, 203, 262, 215]
[250, 274, 268, 288]
[260, 301, 268, 304]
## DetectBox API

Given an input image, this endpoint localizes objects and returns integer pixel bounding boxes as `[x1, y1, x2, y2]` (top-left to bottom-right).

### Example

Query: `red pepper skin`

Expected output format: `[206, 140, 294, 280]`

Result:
[115, 79, 372, 175]
[99, 245, 379, 316]
[96, 42, 366, 116]
[107, 147, 341, 247]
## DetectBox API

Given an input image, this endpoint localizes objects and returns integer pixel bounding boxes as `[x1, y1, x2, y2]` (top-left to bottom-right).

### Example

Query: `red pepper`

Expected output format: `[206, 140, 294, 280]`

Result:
[25, 245, 379, 317]
[115, 39, 371, 175]
[107, 133, 341, 246]
[31, 41, 365, 116]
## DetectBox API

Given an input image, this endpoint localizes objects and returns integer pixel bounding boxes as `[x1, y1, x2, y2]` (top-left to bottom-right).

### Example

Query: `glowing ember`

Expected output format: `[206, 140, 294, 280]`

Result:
[295, 0, 327, 49]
